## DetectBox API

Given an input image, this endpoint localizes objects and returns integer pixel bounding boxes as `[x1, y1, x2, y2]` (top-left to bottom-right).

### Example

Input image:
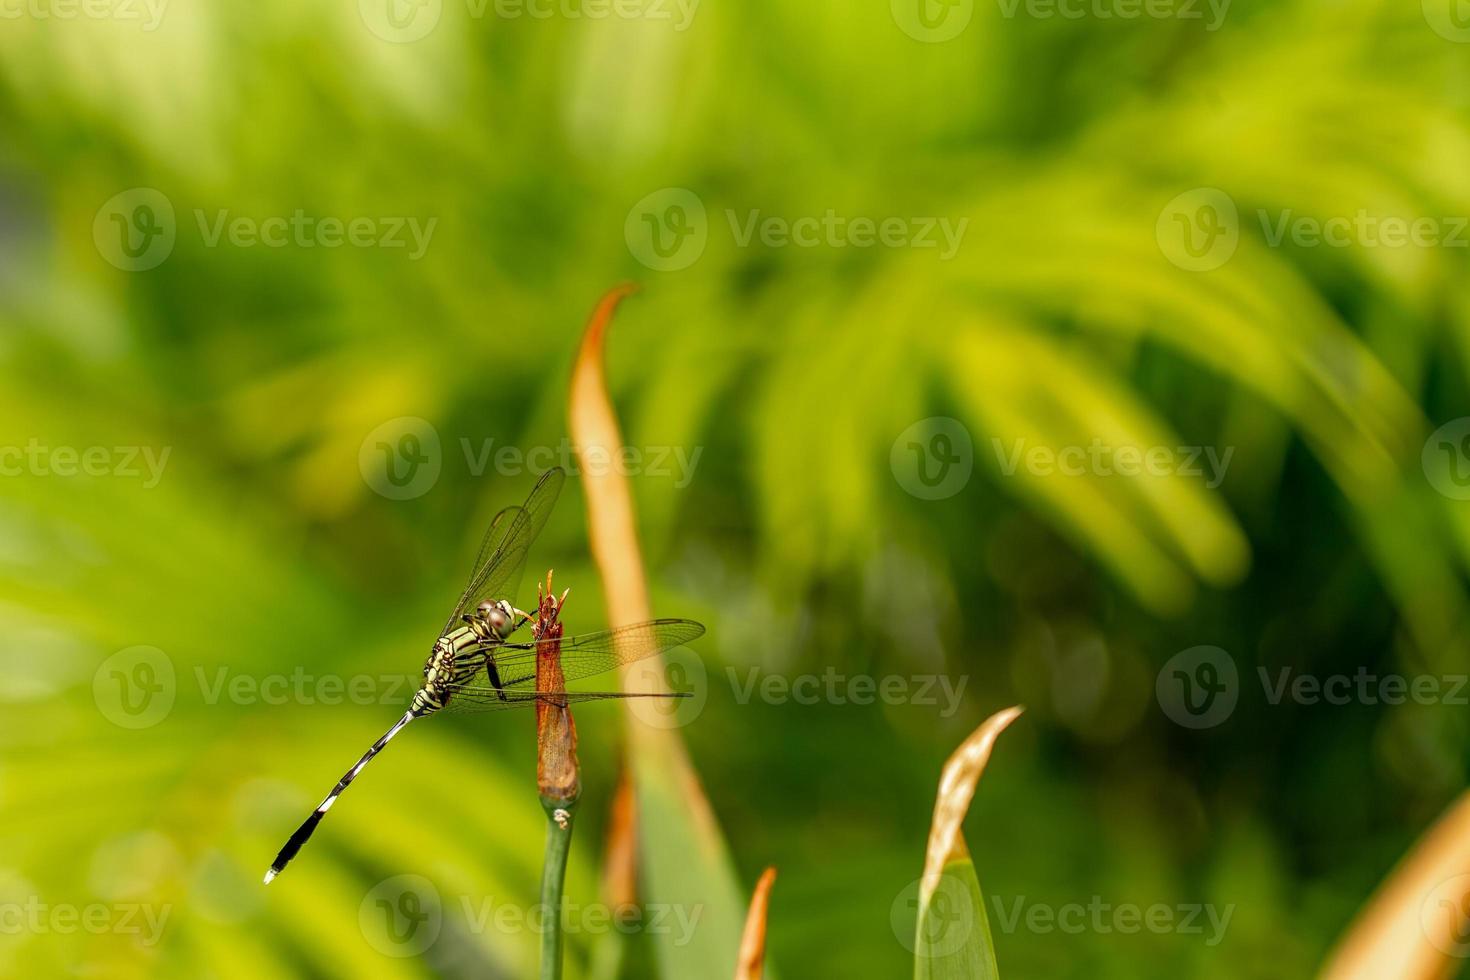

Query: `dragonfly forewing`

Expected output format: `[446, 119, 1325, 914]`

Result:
[438, 467, 566, 638]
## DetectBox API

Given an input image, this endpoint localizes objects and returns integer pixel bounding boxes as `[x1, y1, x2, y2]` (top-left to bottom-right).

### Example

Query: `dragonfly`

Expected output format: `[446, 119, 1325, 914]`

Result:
[264, 466, 703, 884]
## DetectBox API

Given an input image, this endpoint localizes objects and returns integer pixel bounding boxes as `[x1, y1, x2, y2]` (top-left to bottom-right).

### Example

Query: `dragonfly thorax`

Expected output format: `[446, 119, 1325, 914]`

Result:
[416, 625, 498, 716]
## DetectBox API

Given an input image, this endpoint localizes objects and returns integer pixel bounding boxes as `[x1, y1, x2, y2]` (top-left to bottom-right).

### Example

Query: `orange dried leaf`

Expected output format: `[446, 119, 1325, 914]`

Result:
[734, 867, 777, 980]
[602, 770, 639, 913]
[1318, 790, 1470, 980]
[568, 285, 749, 978]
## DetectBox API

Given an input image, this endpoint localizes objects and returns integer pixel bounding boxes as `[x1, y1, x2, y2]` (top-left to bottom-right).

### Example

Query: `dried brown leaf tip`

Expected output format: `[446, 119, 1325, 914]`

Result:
[921, 705, 1024, 906]
[734, 867, 777, 980]
[534, 569, 580, 805]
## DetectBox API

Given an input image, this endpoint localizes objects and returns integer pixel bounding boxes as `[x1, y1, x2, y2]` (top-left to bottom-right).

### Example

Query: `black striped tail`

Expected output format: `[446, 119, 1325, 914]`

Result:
[263, 710, 416, 884]
[265, 809, 325, 883]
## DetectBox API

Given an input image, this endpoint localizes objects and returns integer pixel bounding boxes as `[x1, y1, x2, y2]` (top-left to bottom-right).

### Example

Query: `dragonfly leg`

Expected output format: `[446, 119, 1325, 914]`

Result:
[485, 656, 508, 701]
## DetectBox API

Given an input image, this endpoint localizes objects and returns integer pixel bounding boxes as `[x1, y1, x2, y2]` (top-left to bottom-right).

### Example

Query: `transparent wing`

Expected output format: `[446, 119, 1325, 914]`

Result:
[438, 690, 690, 715]
[438, 504, 521, 637]
[437, 467, 566, 638]
[444, 618, 706, 695]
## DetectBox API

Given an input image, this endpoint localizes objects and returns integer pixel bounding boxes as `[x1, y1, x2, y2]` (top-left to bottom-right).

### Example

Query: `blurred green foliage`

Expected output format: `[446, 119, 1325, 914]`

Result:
[1, 0, 1469, 977]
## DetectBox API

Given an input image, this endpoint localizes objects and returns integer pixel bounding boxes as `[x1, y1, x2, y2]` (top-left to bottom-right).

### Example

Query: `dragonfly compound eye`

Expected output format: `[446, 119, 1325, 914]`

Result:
[478, 599, 513, 637]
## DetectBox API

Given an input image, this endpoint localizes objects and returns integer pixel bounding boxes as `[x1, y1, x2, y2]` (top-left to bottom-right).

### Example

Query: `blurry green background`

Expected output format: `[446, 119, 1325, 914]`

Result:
[2, 0, 1470, 976]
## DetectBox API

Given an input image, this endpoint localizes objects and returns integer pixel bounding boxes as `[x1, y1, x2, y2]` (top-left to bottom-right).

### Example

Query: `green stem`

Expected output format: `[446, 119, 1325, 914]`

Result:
[539, 797, 578, 980]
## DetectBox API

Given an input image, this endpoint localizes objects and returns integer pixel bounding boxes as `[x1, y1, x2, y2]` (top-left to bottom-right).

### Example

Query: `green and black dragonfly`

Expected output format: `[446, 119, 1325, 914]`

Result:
[265, 466, 702, 883]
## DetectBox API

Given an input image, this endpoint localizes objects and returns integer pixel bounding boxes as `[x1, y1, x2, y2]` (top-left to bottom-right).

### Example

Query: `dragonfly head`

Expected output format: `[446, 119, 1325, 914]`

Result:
[476, 599, 519, 639]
